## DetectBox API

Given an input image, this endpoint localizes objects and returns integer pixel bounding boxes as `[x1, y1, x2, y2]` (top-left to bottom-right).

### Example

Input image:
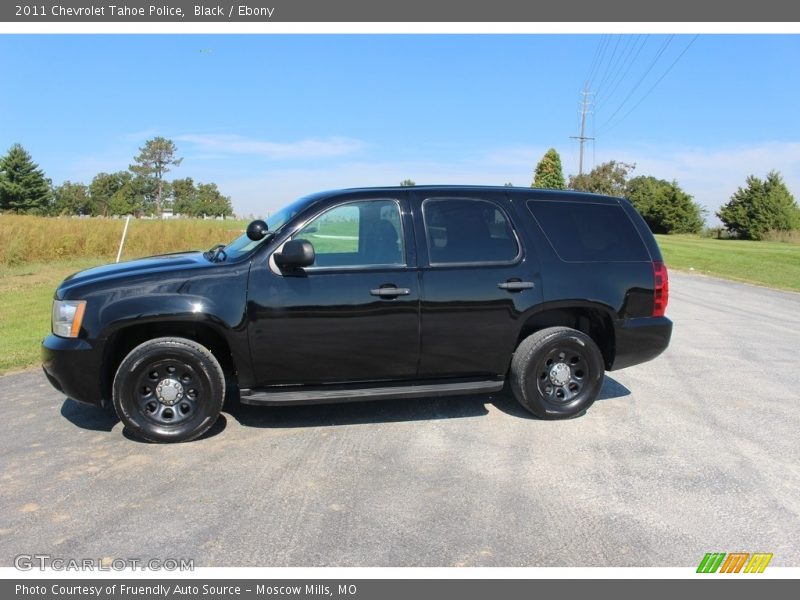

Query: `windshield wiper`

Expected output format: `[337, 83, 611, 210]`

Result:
[203, 244, 228, 262]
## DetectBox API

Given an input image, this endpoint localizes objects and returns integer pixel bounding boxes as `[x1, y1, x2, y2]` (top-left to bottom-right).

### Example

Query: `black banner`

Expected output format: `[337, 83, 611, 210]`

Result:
[3, 0, 800, 22]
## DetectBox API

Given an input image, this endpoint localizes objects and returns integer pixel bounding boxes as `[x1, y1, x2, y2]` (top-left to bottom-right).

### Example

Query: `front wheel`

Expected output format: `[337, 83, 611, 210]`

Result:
[112, 337, 225, 443]
[510, 327, 604, 419]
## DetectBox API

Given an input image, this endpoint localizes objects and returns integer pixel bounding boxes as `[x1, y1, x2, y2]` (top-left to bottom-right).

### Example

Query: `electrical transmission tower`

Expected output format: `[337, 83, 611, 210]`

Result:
[570, 85, 595, 176]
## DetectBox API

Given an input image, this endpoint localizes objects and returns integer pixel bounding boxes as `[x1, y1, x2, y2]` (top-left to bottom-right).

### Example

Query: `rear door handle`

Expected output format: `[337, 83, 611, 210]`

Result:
[498, 280, 535, 291]
[370, 286, 411, 297]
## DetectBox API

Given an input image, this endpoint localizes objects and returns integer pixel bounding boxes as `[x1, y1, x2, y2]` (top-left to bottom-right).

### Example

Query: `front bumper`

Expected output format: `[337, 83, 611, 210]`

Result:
[42, 334, 106, 407]
[610, 316, 673, 371]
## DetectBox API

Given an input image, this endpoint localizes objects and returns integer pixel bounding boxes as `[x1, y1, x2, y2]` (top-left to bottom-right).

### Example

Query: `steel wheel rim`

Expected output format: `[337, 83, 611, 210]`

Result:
[535, 345, 589, 407]
[135, 358, 204, 426]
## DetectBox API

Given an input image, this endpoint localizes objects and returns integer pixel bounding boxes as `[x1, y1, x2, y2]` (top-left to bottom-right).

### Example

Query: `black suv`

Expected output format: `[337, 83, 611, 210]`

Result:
[43, 186, 672, 442]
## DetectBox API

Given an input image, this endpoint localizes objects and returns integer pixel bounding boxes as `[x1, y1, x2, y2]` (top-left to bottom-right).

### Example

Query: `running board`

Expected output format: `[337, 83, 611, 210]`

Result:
[238, 379, 505, 406]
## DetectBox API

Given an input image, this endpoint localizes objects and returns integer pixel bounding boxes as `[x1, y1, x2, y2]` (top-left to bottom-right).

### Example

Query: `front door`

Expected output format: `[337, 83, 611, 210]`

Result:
[247, 196, 420, 387]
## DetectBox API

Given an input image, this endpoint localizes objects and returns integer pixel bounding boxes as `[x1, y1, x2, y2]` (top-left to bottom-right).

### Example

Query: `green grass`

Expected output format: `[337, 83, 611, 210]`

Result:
[656, 234, 800, 292]
[0, 258, 106, 374]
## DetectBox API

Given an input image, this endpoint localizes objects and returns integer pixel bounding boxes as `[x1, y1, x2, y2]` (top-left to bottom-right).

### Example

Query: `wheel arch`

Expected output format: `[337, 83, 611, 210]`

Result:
[101, 319, 236, 406]
[515, 302, 616, 370]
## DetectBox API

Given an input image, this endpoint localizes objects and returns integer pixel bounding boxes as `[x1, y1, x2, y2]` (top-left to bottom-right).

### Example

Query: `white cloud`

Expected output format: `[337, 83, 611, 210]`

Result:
[175, 133, 366, 160]
[221, 141, 800, 223]
[593, 141, 800, 223]
[216, 157, 537, 217]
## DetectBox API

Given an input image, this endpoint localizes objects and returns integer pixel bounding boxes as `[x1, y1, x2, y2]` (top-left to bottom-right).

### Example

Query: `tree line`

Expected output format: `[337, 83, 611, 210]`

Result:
[0, 137, 233, 218]
[530, 148, 800, 240]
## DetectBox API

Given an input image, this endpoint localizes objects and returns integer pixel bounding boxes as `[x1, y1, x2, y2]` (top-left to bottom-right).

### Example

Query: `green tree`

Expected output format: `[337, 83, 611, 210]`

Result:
[171, 177, 197, 215]
[129, 137, 182, 215]
[53, 181, 93, 216]
[626, 176, 705, 234]
[400, 179, 416, 187]
[0, 143, 52, 214]
[195, 183, 233, 217]
[569, 160, 635, 197]
[170, 179, 232, 217]
[531, 148, 566, 190]
[106, 174, 144, 215]
[90, 171, 133, 216]
[717, 171, 799, 240]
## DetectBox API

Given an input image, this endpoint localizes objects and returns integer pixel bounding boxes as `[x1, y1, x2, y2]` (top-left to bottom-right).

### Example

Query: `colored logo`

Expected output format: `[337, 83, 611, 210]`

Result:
[697, 552, 773, 573]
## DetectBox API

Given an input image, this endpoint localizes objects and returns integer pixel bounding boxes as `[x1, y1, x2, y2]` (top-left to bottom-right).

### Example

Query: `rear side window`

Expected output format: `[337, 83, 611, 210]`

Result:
[527, 200, 649, 262]
[423, 198, 520, 265]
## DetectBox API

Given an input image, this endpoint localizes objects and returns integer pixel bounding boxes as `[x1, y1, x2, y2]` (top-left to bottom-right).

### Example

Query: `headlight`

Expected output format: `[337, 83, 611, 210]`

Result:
[52, 300, 86, 338]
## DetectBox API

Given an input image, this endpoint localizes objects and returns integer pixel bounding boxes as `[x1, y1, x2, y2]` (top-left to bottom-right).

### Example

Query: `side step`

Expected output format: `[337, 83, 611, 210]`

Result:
[238, 378, 505, 406]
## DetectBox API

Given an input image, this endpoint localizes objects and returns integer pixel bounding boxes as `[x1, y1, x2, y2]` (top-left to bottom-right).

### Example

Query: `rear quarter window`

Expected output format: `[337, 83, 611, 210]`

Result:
[527, 199, 649, 262]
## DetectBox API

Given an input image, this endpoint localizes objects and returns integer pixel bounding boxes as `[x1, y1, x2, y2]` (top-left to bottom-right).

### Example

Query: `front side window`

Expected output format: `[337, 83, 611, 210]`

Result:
[423, 198, 520, 265]
[295, 199, 404, 268]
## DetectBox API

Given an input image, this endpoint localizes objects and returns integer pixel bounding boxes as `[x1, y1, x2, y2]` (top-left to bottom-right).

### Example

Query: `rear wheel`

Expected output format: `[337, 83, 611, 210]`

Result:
[510, 326, 604, 419]
[112, 337, 225, 442]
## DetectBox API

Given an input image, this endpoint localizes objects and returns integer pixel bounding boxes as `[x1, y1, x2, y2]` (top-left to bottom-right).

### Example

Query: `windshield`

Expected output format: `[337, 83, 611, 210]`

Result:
[222, 195, 313, 260]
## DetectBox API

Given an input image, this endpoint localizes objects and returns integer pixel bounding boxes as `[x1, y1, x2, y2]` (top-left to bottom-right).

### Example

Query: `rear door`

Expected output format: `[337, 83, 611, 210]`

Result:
[412, 191, 543, 379]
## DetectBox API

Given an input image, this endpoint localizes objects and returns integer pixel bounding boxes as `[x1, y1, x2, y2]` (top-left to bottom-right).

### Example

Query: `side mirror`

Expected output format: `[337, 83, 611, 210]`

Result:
[246, 219, 269, 241]
[274, 239, 315, 268]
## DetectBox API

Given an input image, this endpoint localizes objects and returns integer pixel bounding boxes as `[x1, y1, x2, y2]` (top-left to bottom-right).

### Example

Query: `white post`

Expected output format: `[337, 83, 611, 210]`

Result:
[116, 215, 131, 263]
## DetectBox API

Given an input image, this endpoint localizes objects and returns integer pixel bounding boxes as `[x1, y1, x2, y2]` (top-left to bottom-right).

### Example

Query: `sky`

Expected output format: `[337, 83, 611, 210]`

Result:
[1, 34, 799, 222]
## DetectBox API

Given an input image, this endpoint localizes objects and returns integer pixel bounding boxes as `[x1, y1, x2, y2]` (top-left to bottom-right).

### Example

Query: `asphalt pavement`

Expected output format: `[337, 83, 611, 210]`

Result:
[1, 272, 798, 567]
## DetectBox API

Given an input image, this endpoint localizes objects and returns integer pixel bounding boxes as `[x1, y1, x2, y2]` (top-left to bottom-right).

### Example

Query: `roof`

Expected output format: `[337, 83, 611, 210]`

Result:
[319, 185, 623, 204]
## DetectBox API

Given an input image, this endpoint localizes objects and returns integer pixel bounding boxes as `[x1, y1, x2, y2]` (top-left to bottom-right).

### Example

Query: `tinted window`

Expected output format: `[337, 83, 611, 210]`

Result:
[527, 200, 649, 262]
[422, 198, 520, 265]
[295, 199, 404, 268]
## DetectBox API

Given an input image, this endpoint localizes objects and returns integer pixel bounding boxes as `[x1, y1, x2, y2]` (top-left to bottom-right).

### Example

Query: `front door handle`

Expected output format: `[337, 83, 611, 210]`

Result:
[370, 286, 411, 297]
[498, 280, 535, 291]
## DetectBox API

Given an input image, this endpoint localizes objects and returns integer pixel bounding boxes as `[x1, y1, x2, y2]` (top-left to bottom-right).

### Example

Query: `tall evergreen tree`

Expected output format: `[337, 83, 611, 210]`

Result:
[129, 137, 182, 215]
[531, 148, 566, 190]
[0, 143, 52, 213]
[717, 171, 799, 240]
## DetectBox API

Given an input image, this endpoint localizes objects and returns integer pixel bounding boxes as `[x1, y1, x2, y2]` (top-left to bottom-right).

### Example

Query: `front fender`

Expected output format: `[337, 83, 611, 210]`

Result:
[97, 294, 243, 339]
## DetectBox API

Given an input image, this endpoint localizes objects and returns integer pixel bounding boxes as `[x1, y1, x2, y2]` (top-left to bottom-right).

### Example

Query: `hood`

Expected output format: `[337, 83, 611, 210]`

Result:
[58, 251, 212, 296]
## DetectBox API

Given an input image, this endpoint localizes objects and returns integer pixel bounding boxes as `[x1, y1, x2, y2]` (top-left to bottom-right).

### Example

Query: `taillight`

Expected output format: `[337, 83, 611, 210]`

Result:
[652, 261, 669, 317]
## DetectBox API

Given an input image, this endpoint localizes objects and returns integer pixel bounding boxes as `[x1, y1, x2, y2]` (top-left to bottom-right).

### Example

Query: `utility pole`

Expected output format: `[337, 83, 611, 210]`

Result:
[570, 85, 595, 176]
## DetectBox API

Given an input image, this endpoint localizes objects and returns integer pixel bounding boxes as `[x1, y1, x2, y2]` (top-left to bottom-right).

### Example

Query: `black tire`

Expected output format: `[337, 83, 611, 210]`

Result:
[510, 326, 604, 419]
[112, 337, 225, 443]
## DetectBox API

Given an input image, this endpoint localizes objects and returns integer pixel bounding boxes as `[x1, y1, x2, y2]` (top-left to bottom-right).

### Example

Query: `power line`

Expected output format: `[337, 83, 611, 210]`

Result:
[593, 36, 623, 98]
[596, 35, 649, 111]
[598, 35, 699, 134]
[584, 35, 607, 87]
[596, 35, 675, 131]
[594, 35, 633, 98]
[587, 35, 611, 89]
